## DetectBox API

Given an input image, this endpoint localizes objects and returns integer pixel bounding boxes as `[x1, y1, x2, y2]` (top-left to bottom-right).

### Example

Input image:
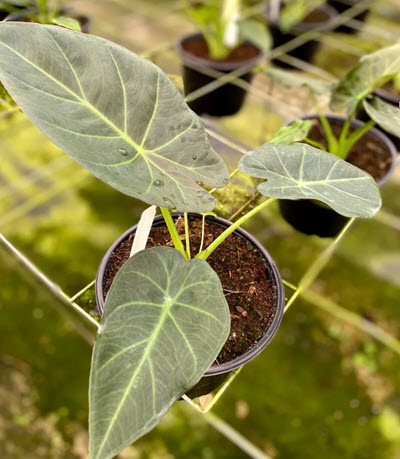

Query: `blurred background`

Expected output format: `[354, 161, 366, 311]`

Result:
[1, 0, 400, 457]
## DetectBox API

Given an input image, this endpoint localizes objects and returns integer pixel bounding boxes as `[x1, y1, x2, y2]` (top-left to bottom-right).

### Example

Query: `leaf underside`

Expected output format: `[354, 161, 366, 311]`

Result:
[89, 247, 230, 459]
[238, 142, 382, 218]
[0, 23, 229, 212]
[330, 43, 400, 115]
[363, 97, 400, 139]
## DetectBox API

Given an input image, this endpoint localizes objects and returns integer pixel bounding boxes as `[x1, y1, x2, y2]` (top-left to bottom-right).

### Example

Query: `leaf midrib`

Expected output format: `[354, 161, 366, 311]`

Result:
[93, 297, 173, 459]
[0, 37, 216, 182]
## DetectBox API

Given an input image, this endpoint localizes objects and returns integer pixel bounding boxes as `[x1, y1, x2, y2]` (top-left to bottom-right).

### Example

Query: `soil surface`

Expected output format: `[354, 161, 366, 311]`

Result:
[183, 35, 260, 64]
[102, 216, 278, 366]
[306, 119, 393, 182]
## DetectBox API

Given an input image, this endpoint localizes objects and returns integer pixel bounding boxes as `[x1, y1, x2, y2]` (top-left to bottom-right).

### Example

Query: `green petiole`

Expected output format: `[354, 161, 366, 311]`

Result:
[196, 198, 275, 261]
[305, 137, 327, 151]
[160, 207, 188, 260]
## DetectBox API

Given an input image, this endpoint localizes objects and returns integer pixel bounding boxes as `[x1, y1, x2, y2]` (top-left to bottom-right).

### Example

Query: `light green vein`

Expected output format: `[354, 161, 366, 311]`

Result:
[93, 298, 173, 459]
[107, 46, 128, 134]
[45, 29, 87, 100]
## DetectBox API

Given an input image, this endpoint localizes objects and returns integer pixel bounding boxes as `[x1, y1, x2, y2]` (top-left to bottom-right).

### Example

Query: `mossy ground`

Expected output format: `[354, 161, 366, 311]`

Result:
[1, 0, 400, 457]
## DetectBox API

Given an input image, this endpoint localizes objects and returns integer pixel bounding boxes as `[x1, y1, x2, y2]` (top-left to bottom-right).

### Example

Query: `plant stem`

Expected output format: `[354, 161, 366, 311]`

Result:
[337, 120, 375, 160]
[305, 137, 327, 151]
[338, 117, 351, 145]
[184, 212, 191, 259]
[196, 198, 275, 261]
[318, 112, 338, 154]
[160, 207, 188, 260]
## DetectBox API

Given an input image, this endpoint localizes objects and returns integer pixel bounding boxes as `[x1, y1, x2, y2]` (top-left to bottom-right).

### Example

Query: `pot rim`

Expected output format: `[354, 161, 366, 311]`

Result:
[286, 113, 398, 185]
[374, 88, 398, 106]
[266, 4, 337, 32]
[95, 213, 285, 377]
[176, 32, 264, 72]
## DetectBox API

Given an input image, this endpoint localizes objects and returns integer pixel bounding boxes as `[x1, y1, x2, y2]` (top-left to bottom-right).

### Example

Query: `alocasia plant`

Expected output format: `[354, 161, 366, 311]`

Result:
[0, 22, 382, 458]
[265, 43, 400, 160]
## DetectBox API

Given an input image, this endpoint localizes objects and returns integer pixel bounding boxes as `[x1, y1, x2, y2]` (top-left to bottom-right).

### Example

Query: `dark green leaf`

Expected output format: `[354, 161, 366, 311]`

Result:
[238, 142, 381, 218]
[363, 96, 400, 139]
[0, 23, 228, 212]
[89, 247, 230, 459]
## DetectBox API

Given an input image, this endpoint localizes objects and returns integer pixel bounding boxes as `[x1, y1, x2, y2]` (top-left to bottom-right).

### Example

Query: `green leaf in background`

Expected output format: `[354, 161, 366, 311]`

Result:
[330, 43, 400, 115]
[238, 143, 381, 218]
[278, 0, 310, 33]
[238, 18, 271, 54]
[0, 23, 228, 212]
[268, 120, 312, 144]
[89, 246, 230, 459]
[52, 16, 82, 32]
[265, 67, 334, 95]
[363, 97, 400, 139]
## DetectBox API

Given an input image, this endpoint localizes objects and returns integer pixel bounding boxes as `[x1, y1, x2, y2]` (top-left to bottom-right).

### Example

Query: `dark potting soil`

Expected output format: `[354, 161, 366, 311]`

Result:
[103, 217, 278, 366]
[183, 35, 260, 64]
[306, 119, 393, 182]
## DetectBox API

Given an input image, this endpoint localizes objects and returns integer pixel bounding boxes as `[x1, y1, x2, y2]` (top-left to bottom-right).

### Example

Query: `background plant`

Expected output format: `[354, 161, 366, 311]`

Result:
[2, 0, 81, 30]
[184, 0, 271, 59]
[266, 43, 400, 160]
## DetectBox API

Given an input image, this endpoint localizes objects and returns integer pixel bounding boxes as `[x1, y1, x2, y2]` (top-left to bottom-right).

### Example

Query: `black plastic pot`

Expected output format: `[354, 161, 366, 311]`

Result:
[327, 0, 372, 34]
[279, 114, 397, 238]
[356, 89, 400, 152]
[266, 4, 337, 69]
[95, 213, 285, 398]
[176, 33, 263, 117]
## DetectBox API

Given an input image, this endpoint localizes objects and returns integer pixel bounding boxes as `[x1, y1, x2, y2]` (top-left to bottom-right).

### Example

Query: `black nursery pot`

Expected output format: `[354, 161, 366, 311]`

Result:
[95, 214, 285, 398]
[176, 33, 263, 117]
[266, 4, 336, 69]
[327, 0, 371, 34]
[279, 114, 397, 238]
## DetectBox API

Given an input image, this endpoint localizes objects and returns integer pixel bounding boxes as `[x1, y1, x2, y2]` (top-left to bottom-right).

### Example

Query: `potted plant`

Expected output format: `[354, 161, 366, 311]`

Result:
[3, 0, 90, 32]
[265, 43, 400, 237]
[177, 0, 270, 116]
[0, 23, 382, 458]
[327, 0, 372, 34]
[265, 0, 337, 68]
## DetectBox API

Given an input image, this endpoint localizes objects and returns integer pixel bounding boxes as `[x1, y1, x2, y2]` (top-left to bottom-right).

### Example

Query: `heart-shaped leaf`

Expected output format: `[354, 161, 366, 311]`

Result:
[238, 142, 381, 218]
[268, 120, 312, 145]
[0, 23, 228, 212]
[265, 68, 334, 95]
[363, 96, 400, 139]
[330, 43, 400, 115]
[90, 247, 230, 459]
